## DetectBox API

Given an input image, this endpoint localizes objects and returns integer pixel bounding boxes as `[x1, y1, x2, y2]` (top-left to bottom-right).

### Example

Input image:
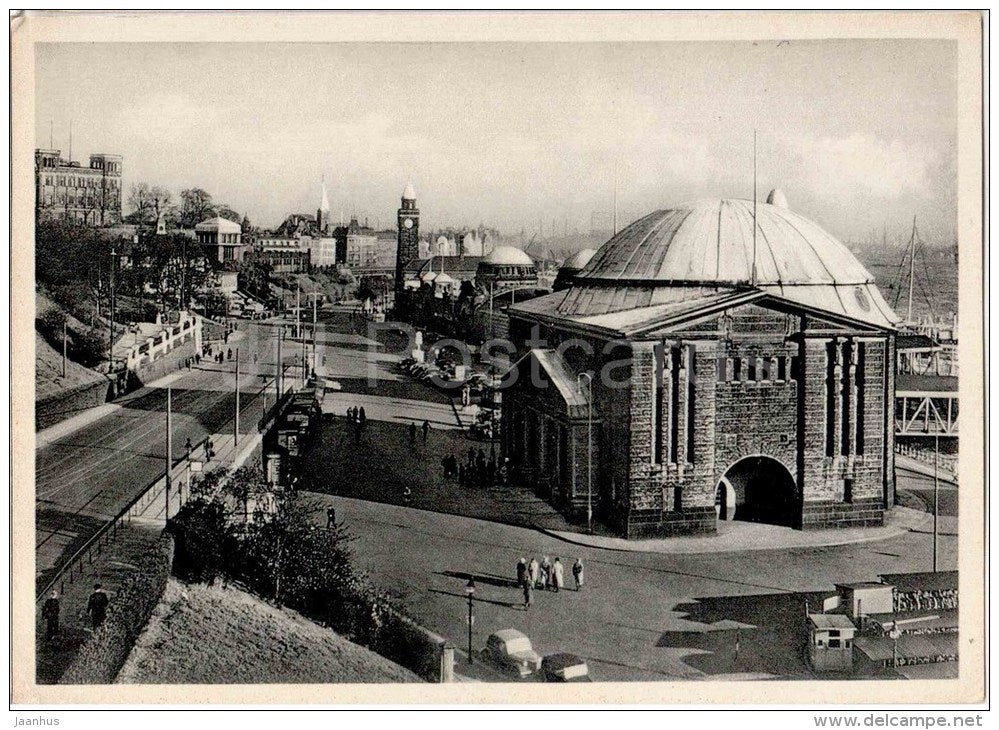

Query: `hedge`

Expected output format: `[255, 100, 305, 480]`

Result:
[59, 534, 175, 684]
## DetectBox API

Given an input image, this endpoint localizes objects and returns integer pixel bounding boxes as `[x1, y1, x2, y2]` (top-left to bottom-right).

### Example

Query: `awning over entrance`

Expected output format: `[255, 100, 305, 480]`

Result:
[511, 348, 596, 421]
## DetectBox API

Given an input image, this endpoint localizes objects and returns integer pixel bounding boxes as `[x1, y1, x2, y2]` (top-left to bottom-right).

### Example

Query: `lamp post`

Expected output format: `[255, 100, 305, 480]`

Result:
[465, 578, 476, 664]
[576, 372, 593, 534]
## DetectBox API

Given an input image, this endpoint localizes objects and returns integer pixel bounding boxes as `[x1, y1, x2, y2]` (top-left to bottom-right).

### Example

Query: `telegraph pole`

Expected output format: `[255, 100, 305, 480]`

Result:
[234, 348, 240, 447]
[276, 324, 283, 400]
[312, 293, 318, 376]
[108, 244, 117, 373]
[165, 386, 172, 520]
[62, 320, 67, 378]
[933, 431, 939, 572]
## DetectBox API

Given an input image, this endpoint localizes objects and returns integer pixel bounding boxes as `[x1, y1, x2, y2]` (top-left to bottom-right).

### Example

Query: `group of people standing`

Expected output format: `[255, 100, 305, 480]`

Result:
[442, 448, 510, 488]
[515, 556, 584, 609]
[345, 406, 367, 442]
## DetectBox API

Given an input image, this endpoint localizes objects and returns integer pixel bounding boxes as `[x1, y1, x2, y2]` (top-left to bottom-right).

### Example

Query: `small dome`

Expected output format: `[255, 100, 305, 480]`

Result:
[403, 182, 417, 200]
[560, 248, 597, 272]
[766, 188, 789, 208]
[482, 245, 534, 267]
[434, 273, 456, 285]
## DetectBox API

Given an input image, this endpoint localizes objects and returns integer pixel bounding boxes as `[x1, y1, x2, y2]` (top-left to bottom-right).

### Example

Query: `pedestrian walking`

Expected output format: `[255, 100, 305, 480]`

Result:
[499, 458, 510, 485]
[572, 558, 584, 591]
[227, 348, 233, 361]
[359, 407, 367, 430]
[409, 421, 417, 445]
[552, 557, 565, 593]
[42, 590, 60, 641]
[402, 484, 412, 505]
[86, 583, 109, 630]
[422, 419, 430, 442]
[540, 556, 551, 591]
[516, 558, 528, 587]
[326, 506, 336, 529]
[529, 557, 540, 588]
[522, 579, 533, 610]
[185, 437, 193, 459]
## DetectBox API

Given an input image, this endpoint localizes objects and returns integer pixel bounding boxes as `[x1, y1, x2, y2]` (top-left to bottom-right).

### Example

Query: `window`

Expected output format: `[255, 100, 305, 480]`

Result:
[843, 478, 853, 503]
[685, 345, 695, 463]
[747, 357, 757, 382]
[669, 346, 680, 463]
[733, 357, 742, 382]
[653, 344, 665, 465]
[855, 342, 866, 455]
[841, 341, 852, 456]
[825, 342, 837, 457]
[828, 639, 842, 648]
[777, 356, 787, 382]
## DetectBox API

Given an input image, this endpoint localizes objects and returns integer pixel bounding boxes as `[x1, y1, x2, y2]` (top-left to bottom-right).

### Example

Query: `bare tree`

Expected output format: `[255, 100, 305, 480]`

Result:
[180, 188, 215, 228]
[128, 182, 154, 225]
[150, 186, 172, 223]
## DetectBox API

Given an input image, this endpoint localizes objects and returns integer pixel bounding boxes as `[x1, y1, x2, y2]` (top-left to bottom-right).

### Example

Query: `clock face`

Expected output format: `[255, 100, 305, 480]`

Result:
[403, 218, 414, 229]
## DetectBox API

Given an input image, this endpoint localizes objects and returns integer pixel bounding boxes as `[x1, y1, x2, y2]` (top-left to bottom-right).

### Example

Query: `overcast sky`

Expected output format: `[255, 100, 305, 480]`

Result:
[36, 40, 957, 244]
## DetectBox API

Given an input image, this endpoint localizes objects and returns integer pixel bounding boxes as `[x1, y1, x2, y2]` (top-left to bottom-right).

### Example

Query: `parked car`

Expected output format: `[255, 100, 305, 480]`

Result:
[482, 629, 542, 677]
[541, 653, 592, 682]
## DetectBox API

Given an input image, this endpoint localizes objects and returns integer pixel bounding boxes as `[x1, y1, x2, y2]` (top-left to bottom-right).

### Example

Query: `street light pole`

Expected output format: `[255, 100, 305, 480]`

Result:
[465, 578, 476, 664]
[108, 244, 117, 373]
[577, 372, 593, 534]
[234, 348, 240, 447]
[165, 386, 172, 520]
[276, 324, 283, 400]
[933, 431, 939, 572]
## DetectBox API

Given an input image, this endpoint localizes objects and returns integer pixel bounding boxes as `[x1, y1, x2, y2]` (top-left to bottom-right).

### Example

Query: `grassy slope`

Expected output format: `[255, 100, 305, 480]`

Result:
[117, 579, 422, 684]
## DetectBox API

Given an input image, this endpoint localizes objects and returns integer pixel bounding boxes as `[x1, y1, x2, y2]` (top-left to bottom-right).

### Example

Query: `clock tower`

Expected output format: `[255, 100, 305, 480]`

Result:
[395, 182, 420, 294]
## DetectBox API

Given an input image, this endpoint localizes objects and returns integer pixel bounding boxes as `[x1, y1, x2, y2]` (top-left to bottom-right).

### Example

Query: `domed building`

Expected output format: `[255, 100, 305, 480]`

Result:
[553, 248, 597, 291]
[502, 193, 900, 538]
[476, 245, 539, 291]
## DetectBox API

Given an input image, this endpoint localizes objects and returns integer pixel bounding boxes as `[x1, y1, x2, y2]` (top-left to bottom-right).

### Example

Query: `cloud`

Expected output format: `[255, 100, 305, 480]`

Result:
[787, 134, 937, 200]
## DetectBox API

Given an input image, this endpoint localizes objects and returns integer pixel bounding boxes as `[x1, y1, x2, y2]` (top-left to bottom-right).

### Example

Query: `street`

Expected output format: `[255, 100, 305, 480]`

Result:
[323, 495, 957, 682]
[35, 321, 285, 585]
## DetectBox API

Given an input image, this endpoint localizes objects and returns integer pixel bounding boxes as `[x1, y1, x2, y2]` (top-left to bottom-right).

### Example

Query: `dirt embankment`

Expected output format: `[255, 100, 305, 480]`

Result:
[117, 579, 422, 684]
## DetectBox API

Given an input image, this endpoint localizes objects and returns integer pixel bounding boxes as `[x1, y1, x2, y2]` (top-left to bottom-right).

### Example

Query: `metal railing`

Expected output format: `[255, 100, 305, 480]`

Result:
[35, 377, 278, 603]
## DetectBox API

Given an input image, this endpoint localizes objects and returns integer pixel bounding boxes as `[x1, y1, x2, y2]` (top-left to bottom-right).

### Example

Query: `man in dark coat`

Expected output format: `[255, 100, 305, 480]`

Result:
[42, 590, 60, 640]
[422, 419, 430, 442]
[87, 583, 110, 629]
[409, 421, 417, 445]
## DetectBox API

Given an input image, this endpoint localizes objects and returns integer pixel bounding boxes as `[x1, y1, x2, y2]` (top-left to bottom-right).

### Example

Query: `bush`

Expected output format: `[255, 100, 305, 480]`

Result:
[59, 534, 175, 684]
[167, 499, 232, 584]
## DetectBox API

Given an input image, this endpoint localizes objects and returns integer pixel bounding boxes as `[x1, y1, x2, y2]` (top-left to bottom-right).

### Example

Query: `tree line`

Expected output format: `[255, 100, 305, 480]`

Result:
[126, 184, 249, 231]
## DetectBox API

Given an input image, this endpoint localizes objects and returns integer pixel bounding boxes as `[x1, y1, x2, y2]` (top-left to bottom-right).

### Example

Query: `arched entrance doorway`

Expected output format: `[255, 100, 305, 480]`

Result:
[716, 456, 799, 528]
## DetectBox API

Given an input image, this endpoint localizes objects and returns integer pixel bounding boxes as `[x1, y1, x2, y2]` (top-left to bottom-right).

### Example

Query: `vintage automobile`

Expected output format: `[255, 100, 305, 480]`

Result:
[482, 629, 542, 677]
[541, 653, 592, 682]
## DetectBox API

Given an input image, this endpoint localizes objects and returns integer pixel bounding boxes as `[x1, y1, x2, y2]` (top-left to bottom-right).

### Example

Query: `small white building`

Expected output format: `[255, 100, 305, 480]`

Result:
[195, 216, 244, 264]
[807, 613, 857, 672]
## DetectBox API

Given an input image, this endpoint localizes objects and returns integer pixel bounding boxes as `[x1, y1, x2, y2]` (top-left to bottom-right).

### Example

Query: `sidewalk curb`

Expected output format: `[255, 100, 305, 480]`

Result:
[533, 507, 938, 556]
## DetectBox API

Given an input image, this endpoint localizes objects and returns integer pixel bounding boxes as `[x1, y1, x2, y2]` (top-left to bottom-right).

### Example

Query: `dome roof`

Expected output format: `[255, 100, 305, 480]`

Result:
[560, 248, 597, 272]
[578, 198, 873, 287]
[402, 182, 417, 200]
[482, 245, 534, 267]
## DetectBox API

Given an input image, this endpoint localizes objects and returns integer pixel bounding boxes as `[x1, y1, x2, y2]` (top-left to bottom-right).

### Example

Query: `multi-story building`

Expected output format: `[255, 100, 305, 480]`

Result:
[251, 235, 311, 273]
[34, 148, 122, 226]
[195, 216, 245, 264]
